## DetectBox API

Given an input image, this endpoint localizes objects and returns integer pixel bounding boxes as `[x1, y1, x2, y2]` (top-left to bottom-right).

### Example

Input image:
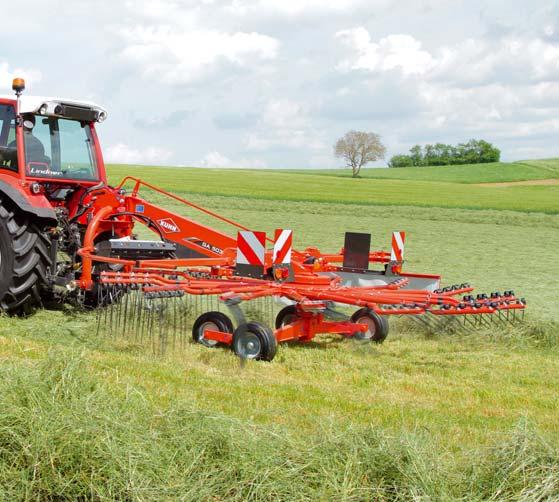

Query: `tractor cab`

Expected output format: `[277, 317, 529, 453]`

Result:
[0, 79, 107, 186]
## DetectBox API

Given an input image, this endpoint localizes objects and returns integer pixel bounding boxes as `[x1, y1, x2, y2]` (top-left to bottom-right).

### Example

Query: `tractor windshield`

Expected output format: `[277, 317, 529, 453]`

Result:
[24, 116, 99, 180]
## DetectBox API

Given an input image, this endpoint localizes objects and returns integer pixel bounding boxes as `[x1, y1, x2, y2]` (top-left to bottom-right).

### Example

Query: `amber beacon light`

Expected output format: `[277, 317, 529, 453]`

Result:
[12, 77, 25, 95]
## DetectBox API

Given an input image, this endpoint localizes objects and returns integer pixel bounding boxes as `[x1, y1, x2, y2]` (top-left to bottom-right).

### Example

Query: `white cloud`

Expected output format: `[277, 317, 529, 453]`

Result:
[336, 29, 436, 75]
[227, 0, 369, 16]
[196, 151, 267, 168]
[246, 98, 325, 152]
[198, 151, 231, 167]
[261, 99, 307, 129]
[246, 130, 319, 151]
[337, 27, 559, 85]
[428, 37, 559, 85]
[125, 0, 191, 21]
[118, 26, 279, 84]
[105, 143, 173, 165]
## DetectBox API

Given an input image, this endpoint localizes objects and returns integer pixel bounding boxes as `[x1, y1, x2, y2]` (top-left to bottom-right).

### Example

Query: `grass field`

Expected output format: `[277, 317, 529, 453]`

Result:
[0, 159, 558, 499]
[273, 158, 559, 183]
[108, 158, 559, 214]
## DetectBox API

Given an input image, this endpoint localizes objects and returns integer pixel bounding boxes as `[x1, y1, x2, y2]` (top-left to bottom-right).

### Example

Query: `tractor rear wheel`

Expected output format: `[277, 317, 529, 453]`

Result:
[350, 308, 389, 343]
[0, 199, 53, 314]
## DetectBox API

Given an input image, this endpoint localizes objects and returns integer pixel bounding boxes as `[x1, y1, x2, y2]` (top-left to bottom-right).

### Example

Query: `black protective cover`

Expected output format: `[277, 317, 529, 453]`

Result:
[57, 104, 99, 122]
[343, 232, 371, 270]
[96, 240, 176, 260]
[234, 263, 264, 279]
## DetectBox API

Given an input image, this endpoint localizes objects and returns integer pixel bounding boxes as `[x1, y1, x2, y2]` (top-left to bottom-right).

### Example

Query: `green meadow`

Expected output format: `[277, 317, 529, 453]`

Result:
[0, 159, 558, 499]
[274, 158, 559, 183]
[109, 159, 559, 213]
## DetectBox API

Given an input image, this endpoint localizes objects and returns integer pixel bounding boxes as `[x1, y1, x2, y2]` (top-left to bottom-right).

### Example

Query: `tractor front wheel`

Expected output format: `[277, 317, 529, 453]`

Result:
[0, 199, 53, 314]
[232, 322, 277, 361]
[350, 308, 389, 343]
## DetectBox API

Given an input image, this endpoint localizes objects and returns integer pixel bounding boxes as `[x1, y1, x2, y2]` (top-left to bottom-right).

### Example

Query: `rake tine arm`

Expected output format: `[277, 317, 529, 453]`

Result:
[223, 289, 281, 302]
[349, 278, 409, 291]
[95, 267, 525, 328]
[439, 287, 474, 296]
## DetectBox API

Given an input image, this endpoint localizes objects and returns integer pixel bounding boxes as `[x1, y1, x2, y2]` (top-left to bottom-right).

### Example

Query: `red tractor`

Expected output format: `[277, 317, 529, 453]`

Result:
[0, 78, 112, 312]
[0, 78, 265, 313]
[0, 79, 524, 360]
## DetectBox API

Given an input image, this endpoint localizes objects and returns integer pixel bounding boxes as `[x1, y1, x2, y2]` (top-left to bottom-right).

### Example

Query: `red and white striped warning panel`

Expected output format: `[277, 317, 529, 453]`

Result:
[273, 229, 292, 265]
[236, 231, 266, 266]
[390, 231, 406, 262]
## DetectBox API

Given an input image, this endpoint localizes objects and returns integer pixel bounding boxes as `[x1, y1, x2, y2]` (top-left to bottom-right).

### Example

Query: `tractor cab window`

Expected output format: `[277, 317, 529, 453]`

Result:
[25, 116, 99, 180]
[0, 105, 18, 172]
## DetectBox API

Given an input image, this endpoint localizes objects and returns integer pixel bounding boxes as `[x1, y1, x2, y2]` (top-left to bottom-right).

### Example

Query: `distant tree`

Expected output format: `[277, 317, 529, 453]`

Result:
[409, 145, 423, 166]
[391, 139, 500, 168]
[472, 139, 501, 163]
[461, 140, 479, 164]
[388, 155, 413, 168]
[423, 144, 437, 166]
[334, 130, 386, 177]
[449, 145, 462, 165]
[433, 143, 452, 165]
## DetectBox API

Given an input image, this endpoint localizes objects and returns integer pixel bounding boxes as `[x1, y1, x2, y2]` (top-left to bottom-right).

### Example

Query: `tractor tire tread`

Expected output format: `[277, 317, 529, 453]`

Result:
[0, 197, 53, 315]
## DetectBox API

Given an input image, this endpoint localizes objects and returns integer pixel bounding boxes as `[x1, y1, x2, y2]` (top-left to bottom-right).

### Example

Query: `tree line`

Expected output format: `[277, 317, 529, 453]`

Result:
[388, 139, 500, 168]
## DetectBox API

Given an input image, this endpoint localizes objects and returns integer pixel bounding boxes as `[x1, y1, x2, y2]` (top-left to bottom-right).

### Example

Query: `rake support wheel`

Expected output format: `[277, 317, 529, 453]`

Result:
[232, 322, 277, 361]
[275, 305, 299, 329]
[350, 308, 389, 343]
[0, 199, 53, 314]
[192, 311, 234, 347]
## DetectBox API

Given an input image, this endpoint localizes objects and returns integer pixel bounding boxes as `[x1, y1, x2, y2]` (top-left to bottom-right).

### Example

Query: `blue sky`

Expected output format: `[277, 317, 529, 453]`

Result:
[1, 0, 559, 168]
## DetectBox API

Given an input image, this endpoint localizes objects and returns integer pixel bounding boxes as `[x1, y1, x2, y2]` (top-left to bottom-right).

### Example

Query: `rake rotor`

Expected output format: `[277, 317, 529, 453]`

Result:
[94, 269, 526, 359]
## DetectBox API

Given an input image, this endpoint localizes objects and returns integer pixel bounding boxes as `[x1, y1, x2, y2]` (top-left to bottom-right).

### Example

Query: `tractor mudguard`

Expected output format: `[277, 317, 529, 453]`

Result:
[0, 174, 56, 223]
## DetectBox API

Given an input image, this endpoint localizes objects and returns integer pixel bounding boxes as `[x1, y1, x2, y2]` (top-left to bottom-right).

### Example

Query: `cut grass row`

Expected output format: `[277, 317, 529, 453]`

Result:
[0, 315, 557, 500]
[108, 163, 559, 214]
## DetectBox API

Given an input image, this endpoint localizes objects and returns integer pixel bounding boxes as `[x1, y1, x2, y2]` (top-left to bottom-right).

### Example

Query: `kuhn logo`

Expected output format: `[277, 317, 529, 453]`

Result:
[157, 218, 179, 233]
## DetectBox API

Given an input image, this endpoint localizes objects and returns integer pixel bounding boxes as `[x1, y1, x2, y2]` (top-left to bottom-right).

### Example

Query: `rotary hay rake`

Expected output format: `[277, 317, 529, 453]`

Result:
[0, 80, 525, 361]
[87, 181, 525, 362]
[92, 226, 526, 361]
